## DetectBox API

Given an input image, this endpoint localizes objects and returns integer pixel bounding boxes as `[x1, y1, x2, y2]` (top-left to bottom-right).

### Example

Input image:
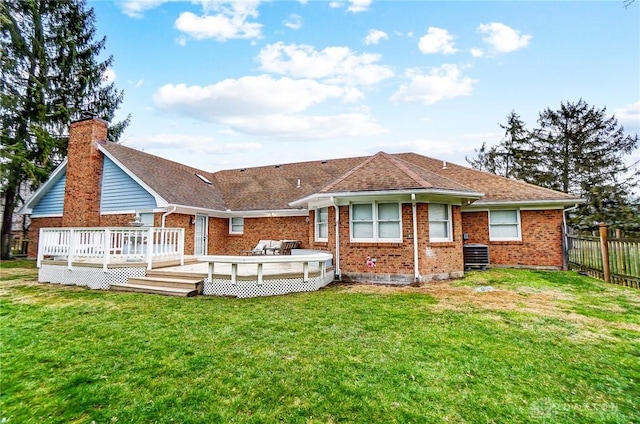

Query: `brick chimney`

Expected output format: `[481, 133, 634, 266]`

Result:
[62, 118, 108, 227]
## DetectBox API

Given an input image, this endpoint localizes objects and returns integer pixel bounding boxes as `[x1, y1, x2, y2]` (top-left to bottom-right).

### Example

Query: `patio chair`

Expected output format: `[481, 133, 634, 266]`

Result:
[246, 241, 267, 255]
[279, 240, 298, 255]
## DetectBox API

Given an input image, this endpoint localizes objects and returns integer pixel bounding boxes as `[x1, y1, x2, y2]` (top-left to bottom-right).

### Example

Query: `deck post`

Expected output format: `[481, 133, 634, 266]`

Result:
[257, 263, 263, 285]
[37, 228, 44, 268]
[208, 262, 214, 283]
[303, 261, 309, 283]
[146, 228, 153, 270]
[103, 229, 110, 272]
[68, 228, 75, 270]
[179, 228, 185, 266]
[231, 263, 238, 285]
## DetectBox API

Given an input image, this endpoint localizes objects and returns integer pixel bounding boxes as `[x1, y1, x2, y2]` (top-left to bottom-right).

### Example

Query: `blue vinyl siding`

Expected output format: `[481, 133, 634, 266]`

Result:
[100, 157, 157, 212]
[31, 172, 66, 216]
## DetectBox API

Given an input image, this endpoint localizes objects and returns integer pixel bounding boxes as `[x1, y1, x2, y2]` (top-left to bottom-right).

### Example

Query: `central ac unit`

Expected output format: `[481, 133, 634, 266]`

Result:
[463, 243, 490, 270]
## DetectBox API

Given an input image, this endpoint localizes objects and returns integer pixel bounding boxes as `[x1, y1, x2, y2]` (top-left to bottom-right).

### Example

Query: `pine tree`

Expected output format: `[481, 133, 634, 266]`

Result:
[466, 111, 533, 180]
[0, 0, 129, 259]
[467, 100, 639, 230]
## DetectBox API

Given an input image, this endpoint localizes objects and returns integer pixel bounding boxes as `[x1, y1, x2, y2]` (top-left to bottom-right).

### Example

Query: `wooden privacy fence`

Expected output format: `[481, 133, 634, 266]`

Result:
[566, 224, 640, 289]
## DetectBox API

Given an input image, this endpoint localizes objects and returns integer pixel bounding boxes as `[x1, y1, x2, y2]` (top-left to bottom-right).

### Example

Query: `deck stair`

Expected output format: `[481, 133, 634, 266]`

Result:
[110, 270, 205, 297]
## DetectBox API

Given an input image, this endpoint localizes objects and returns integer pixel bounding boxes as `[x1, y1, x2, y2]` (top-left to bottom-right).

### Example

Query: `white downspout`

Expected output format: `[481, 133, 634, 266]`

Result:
[411, 193, 420, 283]
[161, 206, 177, 228]
[332, 196, 341, 280]
[562, 204, 579, 270]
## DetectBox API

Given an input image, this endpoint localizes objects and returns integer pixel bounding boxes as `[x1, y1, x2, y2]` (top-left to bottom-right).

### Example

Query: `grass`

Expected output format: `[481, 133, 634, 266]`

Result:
[1, 262, 639, 423]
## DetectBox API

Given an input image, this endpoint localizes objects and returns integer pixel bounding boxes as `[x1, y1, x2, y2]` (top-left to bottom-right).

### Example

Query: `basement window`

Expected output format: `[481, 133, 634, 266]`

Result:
[195, 173, 212, 184]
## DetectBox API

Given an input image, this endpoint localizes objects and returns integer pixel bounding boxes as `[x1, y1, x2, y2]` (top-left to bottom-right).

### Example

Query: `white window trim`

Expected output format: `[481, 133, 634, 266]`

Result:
[315, 207, 328, 242]
[489, 209, 522, 241]
[350, 202, 402, 243]
[229, 217, 244, 235]
[429, 203, 452, 242]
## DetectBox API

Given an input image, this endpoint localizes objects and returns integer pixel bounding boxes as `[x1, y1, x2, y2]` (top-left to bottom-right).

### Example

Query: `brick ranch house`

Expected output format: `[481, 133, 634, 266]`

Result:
[20, 118, 582, 283]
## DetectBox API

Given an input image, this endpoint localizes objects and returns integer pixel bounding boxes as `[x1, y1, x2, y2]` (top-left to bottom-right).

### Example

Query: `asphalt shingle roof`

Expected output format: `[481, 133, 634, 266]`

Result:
[102, 142, 580, 212]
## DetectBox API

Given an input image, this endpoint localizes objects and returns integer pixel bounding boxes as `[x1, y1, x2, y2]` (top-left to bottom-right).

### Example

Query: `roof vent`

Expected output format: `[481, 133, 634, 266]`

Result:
[240, 168, 246, 172]
[195, 173, 212, 184]
[296, 178, 301, 188]
[275, 164, 281, 168]
[442, 161, 448, 169]
[321, 160, 327, 164]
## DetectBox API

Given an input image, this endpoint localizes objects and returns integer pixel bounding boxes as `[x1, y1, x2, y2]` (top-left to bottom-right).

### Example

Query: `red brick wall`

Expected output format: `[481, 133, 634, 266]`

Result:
[209, 216, 309, 255]
[62, 118, 108, 227]
[461, 209, 564, 267]
[417, 204, 464, 276]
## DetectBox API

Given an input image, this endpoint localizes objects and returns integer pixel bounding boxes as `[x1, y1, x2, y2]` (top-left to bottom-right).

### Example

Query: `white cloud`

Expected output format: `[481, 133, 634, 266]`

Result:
[220, 113, 385, 139]
[477, 22, 531, 54]
[153, 75, 386, 139]
[118, 0, 171, 18]
[154, 76, 353, 118]
[102, 68, 116, 84]
[329, 2, 342, 8]
[127, 133, 261, 155]
[257, 42, 393, 86]
[348, 0, 372, 13]
[613, 101, 640, 134]
[284, 13, 302, 30]
[134, 79, 145, 88]
[175, 1, 262, 41]
[364, 29, 388, 45]
[390, 64, 478, 105]
[470, 48, 484, 58]
[418, 27, 458, 55]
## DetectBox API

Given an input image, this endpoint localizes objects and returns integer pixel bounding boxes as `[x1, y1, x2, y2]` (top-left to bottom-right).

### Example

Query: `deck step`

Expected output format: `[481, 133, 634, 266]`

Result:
[128, 276, 203, 289]
[144, 270, 207, 280]
[110, 283, 198, 297]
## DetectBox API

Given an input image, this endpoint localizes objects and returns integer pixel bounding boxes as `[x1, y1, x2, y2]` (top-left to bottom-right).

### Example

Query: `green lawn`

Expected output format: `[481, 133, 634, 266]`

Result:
[1, 261, 639, 423]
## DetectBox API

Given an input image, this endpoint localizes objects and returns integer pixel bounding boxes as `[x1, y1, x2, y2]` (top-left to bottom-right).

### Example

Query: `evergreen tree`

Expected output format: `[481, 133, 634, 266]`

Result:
[0, 0, 129, 259]
[467, 100, 639, 230]
[466, 111, 532, 180]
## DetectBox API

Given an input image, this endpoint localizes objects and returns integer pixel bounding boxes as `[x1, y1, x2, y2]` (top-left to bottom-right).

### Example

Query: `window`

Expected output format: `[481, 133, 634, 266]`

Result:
[140, 213, 154, 227]
[350, 202, 401, 242]
[429, 203, 451, 242]
[229, 217, 244, 234]
[489, 210, 521, 241]
[315, 207, 328, 241]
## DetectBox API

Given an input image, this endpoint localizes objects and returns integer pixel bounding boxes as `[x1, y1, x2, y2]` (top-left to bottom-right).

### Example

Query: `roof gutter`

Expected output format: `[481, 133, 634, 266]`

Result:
[411, 193, 420, 283]
[290, 188, 484, 208]
[161, 206, 177, 228]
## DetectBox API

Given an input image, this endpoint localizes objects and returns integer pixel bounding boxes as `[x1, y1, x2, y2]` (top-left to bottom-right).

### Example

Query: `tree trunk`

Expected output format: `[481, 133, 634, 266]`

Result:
[1, 185, 17, 260]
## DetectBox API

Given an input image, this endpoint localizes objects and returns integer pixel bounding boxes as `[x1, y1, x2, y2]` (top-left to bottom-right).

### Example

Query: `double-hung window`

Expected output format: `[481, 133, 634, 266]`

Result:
[229, 217, 244, 234]
[351, 202, 401, 242]
[315, 207, 328, 241]
[489, 210, 521, 241]
[429, 203, 452, 242]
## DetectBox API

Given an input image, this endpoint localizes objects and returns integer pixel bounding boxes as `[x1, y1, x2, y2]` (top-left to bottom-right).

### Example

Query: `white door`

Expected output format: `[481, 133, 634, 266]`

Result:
[194, 215, 208, 255]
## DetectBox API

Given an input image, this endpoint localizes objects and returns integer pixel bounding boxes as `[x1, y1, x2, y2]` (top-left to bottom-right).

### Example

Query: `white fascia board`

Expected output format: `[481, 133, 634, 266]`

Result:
[97, 144, 169, 208]
[463, 199, 585, 211]
[166, 205, 309, 218]
[290, 188, 484, 208]
[100, 208, 168, 215]
[18, 159, 68, 215]
[29, 213, 63, 218]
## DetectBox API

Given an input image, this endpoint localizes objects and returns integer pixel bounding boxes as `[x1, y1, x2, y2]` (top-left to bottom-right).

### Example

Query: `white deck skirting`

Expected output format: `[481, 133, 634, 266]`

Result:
[198, 253, 334, 298]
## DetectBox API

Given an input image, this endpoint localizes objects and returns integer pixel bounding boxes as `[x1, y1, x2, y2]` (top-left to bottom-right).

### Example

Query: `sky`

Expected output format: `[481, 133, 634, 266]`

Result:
[91, 0, 640, 174]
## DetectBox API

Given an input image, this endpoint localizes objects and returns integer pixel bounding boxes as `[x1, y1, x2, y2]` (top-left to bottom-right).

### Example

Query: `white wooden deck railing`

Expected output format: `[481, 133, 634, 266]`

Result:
[38, 227, 185, 271]
[197, 253, 333, 285]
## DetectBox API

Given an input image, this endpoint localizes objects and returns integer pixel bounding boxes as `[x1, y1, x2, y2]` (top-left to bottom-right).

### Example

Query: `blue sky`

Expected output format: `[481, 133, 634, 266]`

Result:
[92, 0, 640, 173]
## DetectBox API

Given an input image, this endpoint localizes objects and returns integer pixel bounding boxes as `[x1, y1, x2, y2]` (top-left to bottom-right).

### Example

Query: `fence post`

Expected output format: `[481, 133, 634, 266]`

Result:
[599, 222, 610, 283]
